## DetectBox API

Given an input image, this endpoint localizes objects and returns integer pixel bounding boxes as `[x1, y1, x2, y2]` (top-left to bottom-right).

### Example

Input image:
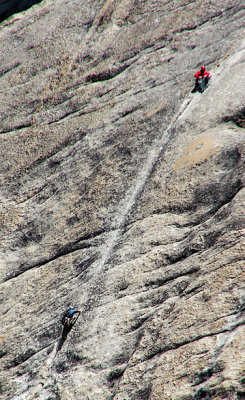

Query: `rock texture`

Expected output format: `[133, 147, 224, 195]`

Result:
[0, 1, 245, 399]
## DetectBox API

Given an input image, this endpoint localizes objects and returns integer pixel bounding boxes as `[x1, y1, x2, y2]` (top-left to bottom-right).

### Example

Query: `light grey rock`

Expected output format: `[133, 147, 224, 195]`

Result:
[0, 1, 245, 399]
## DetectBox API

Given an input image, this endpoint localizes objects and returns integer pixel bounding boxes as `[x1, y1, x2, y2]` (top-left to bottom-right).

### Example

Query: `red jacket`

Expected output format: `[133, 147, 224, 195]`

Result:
[194, 69, 210, 79]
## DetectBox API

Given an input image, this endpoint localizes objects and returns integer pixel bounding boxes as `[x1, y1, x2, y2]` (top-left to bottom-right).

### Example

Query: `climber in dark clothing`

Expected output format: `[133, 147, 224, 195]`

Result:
[62, 306, 80, 326]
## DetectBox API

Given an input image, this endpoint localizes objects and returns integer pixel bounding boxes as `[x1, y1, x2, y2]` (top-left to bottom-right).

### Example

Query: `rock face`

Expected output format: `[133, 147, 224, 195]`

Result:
[0, 1, 245, 399]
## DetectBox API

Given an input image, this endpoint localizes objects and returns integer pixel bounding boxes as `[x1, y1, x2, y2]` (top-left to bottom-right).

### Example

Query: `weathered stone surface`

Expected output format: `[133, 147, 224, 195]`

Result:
[0, 1, 244, 399]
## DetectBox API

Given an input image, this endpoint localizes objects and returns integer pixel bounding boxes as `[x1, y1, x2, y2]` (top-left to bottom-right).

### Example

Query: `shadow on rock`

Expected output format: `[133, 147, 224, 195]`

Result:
[56, 325, 73, 353]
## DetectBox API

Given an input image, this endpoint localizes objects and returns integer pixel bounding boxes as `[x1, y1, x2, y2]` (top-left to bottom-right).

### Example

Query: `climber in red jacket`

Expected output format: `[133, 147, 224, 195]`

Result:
[194, 65, 210, 80]
[193, 66, 211, 92]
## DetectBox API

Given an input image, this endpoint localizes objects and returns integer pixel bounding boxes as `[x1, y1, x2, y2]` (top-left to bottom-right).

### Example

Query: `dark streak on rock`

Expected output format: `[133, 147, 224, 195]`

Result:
[192, 367, 214, 386]
[120, 106, 140, 119]
[85, 63, 131, 83]
[0, 62, 20, 77]
[173, 5, 242, 36]
[145, 319, 245, 361]
[4, 343, 53, 369]
[0, 120, 32, 134]
[4, 229, 105, 282]
[107, 365, 127, 382]
[129, 314, 151, 333]
[145, 266, 199, 289]
[194, 386, 235, 400]
[223, 107, 245, 128]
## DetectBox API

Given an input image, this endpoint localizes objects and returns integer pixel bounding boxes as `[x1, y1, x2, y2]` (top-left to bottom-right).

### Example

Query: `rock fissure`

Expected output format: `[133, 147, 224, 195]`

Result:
[0, 62, 20, 77]
[173, 6, 238, 35]
[145, 266, 199, 289]
[202, 254, 245, 276]
[5, 342, 55, 370]
[142, 321, 245, 363]
[4, 232, 104, 282]
[85, 63, 133, 84]
[96, 267, 196, 309]
[0, 120, 32, 134]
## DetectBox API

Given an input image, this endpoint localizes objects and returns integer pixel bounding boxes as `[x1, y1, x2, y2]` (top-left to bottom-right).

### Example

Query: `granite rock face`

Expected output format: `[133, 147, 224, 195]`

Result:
[0, 1, 245, 399]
